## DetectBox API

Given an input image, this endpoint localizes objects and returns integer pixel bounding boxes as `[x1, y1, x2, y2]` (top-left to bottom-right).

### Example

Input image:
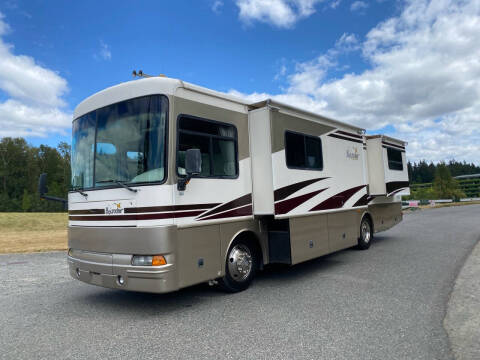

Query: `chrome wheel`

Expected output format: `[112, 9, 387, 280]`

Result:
[227, 244, 253, 282]
[361, 220, 371, 243]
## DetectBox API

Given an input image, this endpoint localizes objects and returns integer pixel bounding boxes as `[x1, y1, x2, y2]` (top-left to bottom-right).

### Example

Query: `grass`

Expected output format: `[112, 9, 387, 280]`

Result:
[403, 200, 480, 213]
[1, 201, 479, 254]
[0, 212, 68, 254]
[423, 200, 480, 209]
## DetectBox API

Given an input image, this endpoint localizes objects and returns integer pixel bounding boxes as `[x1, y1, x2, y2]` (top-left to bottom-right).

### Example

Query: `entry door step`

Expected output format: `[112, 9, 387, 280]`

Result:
[268, 231, 292, 265]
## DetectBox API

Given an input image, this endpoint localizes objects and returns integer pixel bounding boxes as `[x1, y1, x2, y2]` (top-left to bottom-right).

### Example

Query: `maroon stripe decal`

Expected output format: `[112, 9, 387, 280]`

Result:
[382, 141, 405, 150]
[386, 181, 409, 193]
[275, 189, 328, 215]
[196, 193, 252, 219]
[69, 209, 105, 215]
[274, 177, 329, 202]
[353, 194, 370, 207]
[336, 130, 363, 139]
[70, 203, 220, 216]
[310, 185, 367, 211]
[125, 203, 220, 213]
[69, 210, 204, 222]
[388, 188, 407, 196]
[198, 204, 252, 221]
[328, 133, 363, 144]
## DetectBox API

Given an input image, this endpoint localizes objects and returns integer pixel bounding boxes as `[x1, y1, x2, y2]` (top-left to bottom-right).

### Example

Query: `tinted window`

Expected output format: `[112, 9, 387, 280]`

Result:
[71, 95, 168, 190]
[285, 131, 323, 170]
[177, 116, 238, 178]
[387, 147, 403, 171]
[285, 132, 305, 168]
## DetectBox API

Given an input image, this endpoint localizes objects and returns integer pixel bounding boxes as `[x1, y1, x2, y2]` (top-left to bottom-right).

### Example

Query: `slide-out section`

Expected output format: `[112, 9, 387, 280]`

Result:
[248, 107, 275, 215]
[366, 135, 409, 196]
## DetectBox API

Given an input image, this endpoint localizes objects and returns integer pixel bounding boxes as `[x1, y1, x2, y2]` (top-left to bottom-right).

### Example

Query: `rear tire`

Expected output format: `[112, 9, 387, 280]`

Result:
[357, 216, 373, 250]
[219, 237, 258, 293]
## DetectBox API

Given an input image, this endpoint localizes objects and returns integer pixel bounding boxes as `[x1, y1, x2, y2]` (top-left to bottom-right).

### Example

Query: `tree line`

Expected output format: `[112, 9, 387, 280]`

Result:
[408, 160, 480, 184]
[0, 137, 479, 211]
[406, 163, 470, 200]
[0, 137, 70, 212]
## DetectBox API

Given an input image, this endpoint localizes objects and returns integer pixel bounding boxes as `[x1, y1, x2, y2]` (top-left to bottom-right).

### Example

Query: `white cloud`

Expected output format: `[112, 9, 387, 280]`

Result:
[95, 40, 111, 61]
[236, 0, 323, 27]
[229, 0, 480, 163]
[0, 99, 70, 137]
[274, 63, 288, 80]
[350, 1, 368, 12]
[0, 12, 71, 138]
[335, 32, 360, 51]
[212, 0, 224, 14]
[330, 0, 341, 9]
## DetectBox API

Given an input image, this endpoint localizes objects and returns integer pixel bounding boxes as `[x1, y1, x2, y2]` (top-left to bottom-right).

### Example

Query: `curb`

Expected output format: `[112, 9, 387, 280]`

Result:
[444, 238, 480, 359]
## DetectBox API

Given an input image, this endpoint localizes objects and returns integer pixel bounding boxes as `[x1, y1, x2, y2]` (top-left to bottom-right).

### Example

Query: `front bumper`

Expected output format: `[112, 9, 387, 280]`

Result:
[68, 250, 178, 293]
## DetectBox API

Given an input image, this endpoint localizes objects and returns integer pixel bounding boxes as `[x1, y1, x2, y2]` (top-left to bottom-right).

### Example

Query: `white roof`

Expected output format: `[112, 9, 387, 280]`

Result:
[74, 77, 250, 119]
[73, 76, 391, 136]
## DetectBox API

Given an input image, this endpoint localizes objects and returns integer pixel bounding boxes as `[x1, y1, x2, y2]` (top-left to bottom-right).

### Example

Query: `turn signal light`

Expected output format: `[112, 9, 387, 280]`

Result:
[152, 255, 167, 266]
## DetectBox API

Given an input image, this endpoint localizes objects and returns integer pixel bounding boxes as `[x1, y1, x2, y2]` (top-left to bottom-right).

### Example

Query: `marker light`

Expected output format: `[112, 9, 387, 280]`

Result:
[152, 255, 167, 266]
[131, 255, 167, 266]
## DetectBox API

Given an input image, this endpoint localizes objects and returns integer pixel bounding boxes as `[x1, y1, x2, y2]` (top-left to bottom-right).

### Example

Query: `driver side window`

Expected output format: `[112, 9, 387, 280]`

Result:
[177, 115, 238, 178]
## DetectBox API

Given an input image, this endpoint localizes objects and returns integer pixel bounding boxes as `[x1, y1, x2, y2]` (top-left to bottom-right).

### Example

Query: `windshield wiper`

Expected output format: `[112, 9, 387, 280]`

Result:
[71, 187, 88, 198]
[96, 179, 138, 193]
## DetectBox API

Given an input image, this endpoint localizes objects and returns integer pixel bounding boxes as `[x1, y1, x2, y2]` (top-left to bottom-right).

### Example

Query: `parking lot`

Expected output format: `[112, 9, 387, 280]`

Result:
[1, 205, 479, 360]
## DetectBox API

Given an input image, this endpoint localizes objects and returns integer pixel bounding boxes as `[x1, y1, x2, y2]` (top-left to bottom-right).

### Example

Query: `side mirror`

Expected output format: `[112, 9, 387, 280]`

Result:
[178, 149, 202, 191]
[185, 149, 202, 176]
[38, 173, 67, 209]
[38, 173, 48, 196]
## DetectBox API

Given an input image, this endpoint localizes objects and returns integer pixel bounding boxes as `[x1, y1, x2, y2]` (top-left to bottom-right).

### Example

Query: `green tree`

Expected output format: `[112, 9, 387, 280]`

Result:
[0, 138, 70, 212]
[22, 189, 32, 212]
[408, 186, 436, 200]
[433, 163, 466, 200]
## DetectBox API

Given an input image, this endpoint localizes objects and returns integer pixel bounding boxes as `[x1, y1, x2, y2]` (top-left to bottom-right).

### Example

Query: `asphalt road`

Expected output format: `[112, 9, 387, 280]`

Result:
[1, 205, 479, 360]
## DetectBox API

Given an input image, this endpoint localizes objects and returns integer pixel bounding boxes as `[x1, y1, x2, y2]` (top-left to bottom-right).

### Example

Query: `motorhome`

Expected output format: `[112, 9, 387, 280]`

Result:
[42, 75, 409, 293]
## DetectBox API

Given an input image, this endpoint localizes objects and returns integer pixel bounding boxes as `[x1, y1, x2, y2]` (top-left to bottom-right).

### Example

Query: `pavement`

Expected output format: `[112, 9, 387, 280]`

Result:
[0, 205, 479, 360]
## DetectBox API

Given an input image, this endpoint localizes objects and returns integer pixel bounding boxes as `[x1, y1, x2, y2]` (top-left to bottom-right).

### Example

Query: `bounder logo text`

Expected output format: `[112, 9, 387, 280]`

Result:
[346, 147, 359, 160]
[105, 202, 124, 215]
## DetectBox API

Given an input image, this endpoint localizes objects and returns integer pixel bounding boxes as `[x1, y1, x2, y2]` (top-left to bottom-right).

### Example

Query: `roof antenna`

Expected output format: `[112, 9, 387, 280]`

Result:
[132, 70, 166, 78]
[132, 69, 152, 78]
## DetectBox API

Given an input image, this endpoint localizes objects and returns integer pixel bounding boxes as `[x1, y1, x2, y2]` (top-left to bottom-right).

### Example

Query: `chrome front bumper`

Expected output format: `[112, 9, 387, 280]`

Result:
[68, 249, 178, 293]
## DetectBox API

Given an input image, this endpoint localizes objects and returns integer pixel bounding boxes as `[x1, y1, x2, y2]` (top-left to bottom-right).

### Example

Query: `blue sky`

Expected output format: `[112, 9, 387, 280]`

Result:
[0, 0, 479, 163]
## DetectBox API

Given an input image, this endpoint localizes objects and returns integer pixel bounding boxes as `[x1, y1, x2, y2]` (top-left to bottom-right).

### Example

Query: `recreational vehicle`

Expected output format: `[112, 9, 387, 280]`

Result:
[40, 75, 409, 293]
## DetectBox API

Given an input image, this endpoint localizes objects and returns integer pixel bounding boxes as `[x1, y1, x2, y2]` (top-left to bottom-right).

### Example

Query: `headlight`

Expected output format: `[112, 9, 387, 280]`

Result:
[131, 255, 167, 266]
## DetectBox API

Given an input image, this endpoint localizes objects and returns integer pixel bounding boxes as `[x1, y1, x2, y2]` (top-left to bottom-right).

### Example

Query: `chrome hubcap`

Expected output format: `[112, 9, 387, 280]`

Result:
[361, 220, 371, 243]
[227, 244, 253, 282]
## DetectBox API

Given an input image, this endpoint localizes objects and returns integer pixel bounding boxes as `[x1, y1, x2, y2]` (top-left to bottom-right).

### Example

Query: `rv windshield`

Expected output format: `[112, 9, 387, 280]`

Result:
[71, 95, 168, 190]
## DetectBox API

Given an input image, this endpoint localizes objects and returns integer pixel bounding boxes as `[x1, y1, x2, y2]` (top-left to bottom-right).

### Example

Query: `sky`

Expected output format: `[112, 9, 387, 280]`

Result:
[0, 0, 479, 163]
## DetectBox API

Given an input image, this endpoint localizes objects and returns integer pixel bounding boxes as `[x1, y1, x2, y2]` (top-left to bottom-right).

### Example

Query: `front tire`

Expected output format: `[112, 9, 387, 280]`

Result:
[357, 216, 373, 250]
[219, 238, 257, 293]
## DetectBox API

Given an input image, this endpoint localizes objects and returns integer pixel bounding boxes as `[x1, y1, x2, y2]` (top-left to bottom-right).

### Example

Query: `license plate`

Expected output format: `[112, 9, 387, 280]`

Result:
[90, 273, 103, 286]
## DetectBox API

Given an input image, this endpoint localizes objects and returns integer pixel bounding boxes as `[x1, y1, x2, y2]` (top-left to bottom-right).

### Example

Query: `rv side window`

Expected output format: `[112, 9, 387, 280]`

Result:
[285, 131, 323, 170]
[177, 116, 238, 178]
[387, 147, 403, 171]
